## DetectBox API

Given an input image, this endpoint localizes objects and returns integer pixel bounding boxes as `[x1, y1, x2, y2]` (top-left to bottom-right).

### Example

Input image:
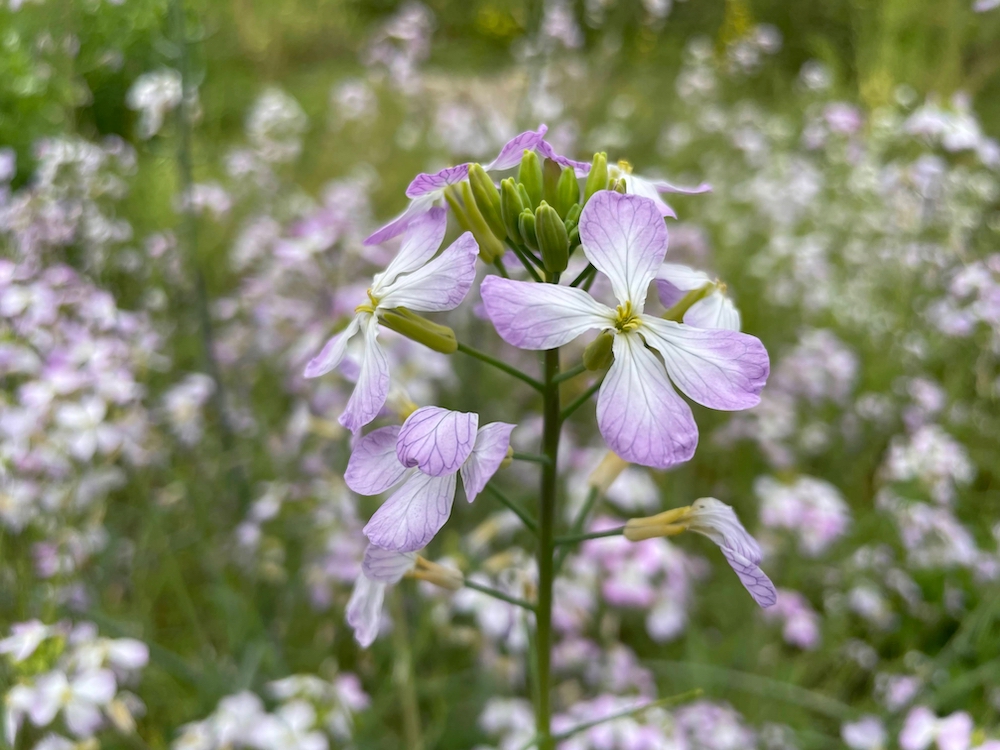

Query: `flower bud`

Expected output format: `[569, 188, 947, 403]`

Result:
[542, 158, 562, 207]
[622, 506, 692, 542]
[500, 177, 526, 244]
[379, 308, 458, 354]
[556, 167, 581, 217]
[662, 283, 715, 322]
[461, 181, 505, 262]
[582, 330, 614, 370]
[499, 444, 514, 470]
[519, 209, 538, 251]
[567, 225, 580, 248]
[583, 152, 608, 203]
[564, 202, 582, 224]
[469, 163, 506, 241]
[518, 149, 544, 209]
[535, 201, 569, 274]
[612, 177, 627, 194]
[517, 183, 533, 213]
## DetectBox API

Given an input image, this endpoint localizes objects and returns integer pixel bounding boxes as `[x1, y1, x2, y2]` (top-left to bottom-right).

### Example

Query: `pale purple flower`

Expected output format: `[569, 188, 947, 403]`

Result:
[842, 716, 887, 750]
[304, 210, 479, 432]
[481, 191, 768, 469]
[346, 406, 515, 551]
[607, 162, 712, 219]
[0, 620, 53, 661]
[900, 707, 973, 750]
[126, 69, 183, 139]
[655, 263, 741, 330]
[763, 589, 820, 649]
[756, 475, 851, 556]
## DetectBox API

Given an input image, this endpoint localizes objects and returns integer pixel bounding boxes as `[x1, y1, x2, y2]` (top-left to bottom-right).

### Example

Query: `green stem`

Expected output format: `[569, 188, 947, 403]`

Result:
[560, 379, 603, 421]
[456, 342, 544, 392]
[569, 264, 595, 288]
[506, 241, 544, 282]
[484, 484, 538, 534]
[389, 589, 425, 750]
[551, 690, 703, 742]
[512, 452, 551, 466]
[494, 257, 511, 278]
[464, 580, 536, 611]
[552, 362, 586, 384]
[555, 486, 600, 572]
[554, 526, 625, 545]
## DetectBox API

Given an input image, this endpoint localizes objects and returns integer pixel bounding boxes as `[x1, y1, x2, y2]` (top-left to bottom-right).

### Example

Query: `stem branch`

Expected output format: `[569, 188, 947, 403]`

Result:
[464, 580, 536, 612]
[484, 484, 538, 534]
[457, 342, 544, 392]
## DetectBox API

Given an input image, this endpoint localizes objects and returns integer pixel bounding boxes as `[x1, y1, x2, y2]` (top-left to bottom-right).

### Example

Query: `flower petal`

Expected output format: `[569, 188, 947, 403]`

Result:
[655, 263, 713, 308]
[684, 293, 741, 331]
[363, 472, 457, 552]
[460, 422, 516, 503]
[363, 193, 437, 246]
[379, 232, 479, 312]
[338, 315, 390, 434]
[361, 543, 417, 584]
[537, 139, 592, 176]
[719, 546, 777, 608]
[344, 426, 407, 495]
[405, 164, 470, 198]
[640, 316, 768, 410]
[686, 498, 763, 563]
[649, 179, 712, 195]
[396, 406, 479, 477]
[578, 191, 668, 309]
[71, 669, 116, 704]
[596, 332, 697, 469]
[480, 275, 610, 350]
[627, 175, 679, 219]
[346, 575, 385, 648]
[373, 207, 447, 290]
[303, 316, 361, 379]
[484, 126, 548, 172]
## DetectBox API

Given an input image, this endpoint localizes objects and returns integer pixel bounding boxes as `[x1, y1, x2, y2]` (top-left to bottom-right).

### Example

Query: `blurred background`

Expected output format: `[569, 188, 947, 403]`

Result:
[1, 0, 1000, 748]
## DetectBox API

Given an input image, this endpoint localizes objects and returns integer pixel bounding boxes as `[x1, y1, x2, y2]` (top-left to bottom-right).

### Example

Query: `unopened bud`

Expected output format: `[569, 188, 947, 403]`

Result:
[587, 450, 628, 493]
[461, 181, 505, 262]
[582, 330, 615, 370]
[663, 283, 715, 323]
[567, 225, 580, 247]
[623, 506, 692, 542]
[564, 203, 582, 224]
[517, 183, 533, 213]
[543, 158, 562, 207]
[555, 167, 581, 217]
[583, 152, 608, 203]
[469, 163, 506, 241]
[535, 201, 569, 274]
[406, 556, 464, 590]
[519, 209, 538, 251]
[612, 177, 627, 194]
[499, 445, 514, 470]
[379, 308, 458, 354]
[518, 150, 544, 209]
[501, 177, 526, 244]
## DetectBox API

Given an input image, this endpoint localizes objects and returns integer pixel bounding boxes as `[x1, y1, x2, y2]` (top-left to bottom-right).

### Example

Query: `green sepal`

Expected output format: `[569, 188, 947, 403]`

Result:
[518, 150, 544, 209]
[500, 177, 526, 244]
[535, 201, 569, 274]
[379, 308, 458, 354]
[583, 152, 609, 203]
[555, 167, 581, 217]
[518, 209, 538, 251]
[469, 163, 506, 241]
[583, 330, 615, 370]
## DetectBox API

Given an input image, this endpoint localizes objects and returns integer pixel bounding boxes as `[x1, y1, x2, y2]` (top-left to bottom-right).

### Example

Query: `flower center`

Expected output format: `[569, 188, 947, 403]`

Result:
[617, 159, 633, 175]
[614, 301, 641, 333]
[354, 289, 380, 315]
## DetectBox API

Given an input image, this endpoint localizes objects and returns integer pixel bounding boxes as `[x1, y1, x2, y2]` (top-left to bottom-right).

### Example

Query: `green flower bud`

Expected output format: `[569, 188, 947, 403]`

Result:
[469, 163, 505, 241]
[564, 202, 582, 224]
[379, 308, 458, 354]
[500, 177, 526, 244]
[518, 150, 544, 209]
[583, 152, 608, 203]
[612, 177, 627, 194]
[535, 201, 569, 274]
[517, 183, 533, 212]
[543, 158, 562, 207]
[583, 330, 615, 370]
[518, 209, 538, 251]
[567, 225, 580, 247]
[555, 167, 581, 217]
[461, 181, 505, 263]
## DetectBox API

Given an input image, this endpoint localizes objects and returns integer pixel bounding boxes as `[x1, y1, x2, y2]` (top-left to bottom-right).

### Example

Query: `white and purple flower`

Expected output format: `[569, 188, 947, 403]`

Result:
[480, 191, 768, 469]
[655, 263, 741, 331]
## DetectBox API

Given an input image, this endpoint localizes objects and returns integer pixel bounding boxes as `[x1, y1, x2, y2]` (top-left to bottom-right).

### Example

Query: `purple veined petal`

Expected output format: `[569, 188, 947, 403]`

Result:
[373, 207, 447, 291]
[685, 498, 763, 563]
[649, 178, 712, 195]
[396, 406, 479, 477]
[536, 139, 592, 176]
[480, 275, 611, 350]
[346, 575, 386, 648]
[625, 175, 678, 219]
[378, 232, 480, 312]
[405, 164, 471, 198]
[460, 422, 516, 503]
[363, 193, 439, 246]
[596, 332, 697, 469]
[303, 315, 362, 379]
[578, 191, 668, 310]
[639, 316, 768, 411]
[719, 546, 777, 608]
[339, 315, 391, 434]
[361, 543, 417, 584]
[344, 426, 407, 495]
[65, 701, 104, 738]
[684, 292, 741, 331]
[362, 471, 457, 552]
[484, 126, 549, 172]
[655, 263, 713, 308]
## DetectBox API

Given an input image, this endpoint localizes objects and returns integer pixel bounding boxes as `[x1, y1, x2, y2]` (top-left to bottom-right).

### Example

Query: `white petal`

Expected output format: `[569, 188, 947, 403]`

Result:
[338, 315, 390, 433]
[361, 544, 417, 584]
[346, 576, 385, 648]
[655, 263, 713, 307]
[363, 472, 457, 552]
[303, 316, 362, 379]
[686, 498, 763, 563]
[460, 422, 516, 503]
[344, 426, 408, 495]
[720, 547, 777, 608]
[684, 292, 741, 331]
[379, 232, 479, 312]
[372, 207, 447, 291]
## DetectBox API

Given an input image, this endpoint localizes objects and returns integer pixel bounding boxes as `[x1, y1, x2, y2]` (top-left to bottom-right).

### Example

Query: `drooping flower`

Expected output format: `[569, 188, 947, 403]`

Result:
[480, 191, 769, 469]
[345, 406, 515, 552]
[608, 161, 712, 219]
[304, 210, 479, 432]
[655, 263, 741, 331]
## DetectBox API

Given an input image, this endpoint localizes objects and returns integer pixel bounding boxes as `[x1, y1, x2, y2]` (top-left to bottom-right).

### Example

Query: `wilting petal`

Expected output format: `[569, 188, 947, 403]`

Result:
[303, 316, 361, 379]
[578, 192, 668, 309]
[655, 263, 713, 308]
[373, 207, 448, 290]
[484, 126, 548, 171]
[363, 472, 457, 552]
[537, 139, 592, 176]
[626, 175, 679, 219]
[685, 498, 763, 563]
[379, 232, 479, 312]
[339, 315, 390, 433]
[460, 422, 516, 503]
[363, 193, 438, 246]
[396, 406, 479, 477]
[480, 275, 611, 350]
[597, 332, 697, 469]
[640, 316, 768, 410]
[405, 164, 471, 198]
[361, 543, 417, 584]
[684, 292, 741, 331]
[649, 178, 712, 195]
[719, 546, 777, 608]
[346, 576, 386, 648]
[345, 426, 407, 495]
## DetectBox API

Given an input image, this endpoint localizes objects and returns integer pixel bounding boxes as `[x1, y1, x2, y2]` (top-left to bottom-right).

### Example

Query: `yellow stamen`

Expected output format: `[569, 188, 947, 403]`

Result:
[614, 300, 641, 333]
[617, 159, 634, 175]
[354, 289, 380, 315]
